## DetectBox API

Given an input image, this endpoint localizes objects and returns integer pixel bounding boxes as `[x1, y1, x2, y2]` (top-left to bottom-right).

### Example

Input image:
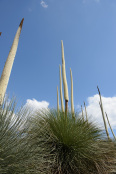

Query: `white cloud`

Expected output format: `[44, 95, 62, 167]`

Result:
[40, 0, 48, 8]
[24, 98, 49, 113]
[80, 94, 116, 129]
[21, 99, 49, 124]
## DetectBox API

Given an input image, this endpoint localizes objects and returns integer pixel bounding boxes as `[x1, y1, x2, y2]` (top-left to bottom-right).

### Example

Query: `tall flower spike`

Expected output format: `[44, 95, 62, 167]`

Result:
[59, 65, 64, 112]
[97, 86, 110, 139]
[70, 68, 74, 117]
[0, 18, 24, 105]
[61, 40, 69, 101]
[61, 40, 69, 116]
[81, 105, 84, 121]
[57, 86, 59, 114]
[105, 112, 116, 140]
[84, 102, 88, 122]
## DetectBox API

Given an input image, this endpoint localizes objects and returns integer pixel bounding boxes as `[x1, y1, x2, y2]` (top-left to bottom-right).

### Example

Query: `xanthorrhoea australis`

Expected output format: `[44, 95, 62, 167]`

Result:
[61, 40, 69, 115]
[0, 18, 24, 105]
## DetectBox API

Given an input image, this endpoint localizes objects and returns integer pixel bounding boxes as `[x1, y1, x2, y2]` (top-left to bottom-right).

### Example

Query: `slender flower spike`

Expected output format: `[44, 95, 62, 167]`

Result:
[105, 112, 116, 140]
[0, 18, 24, 105]
[81, 105, 84, 121]
[57, 86, 59, 114]
[61, 40, 69, 101]
[84, 102, 88, 122]
[59, 65, 64, 112]
[97, 86, 110, 139]
[70, 68, 74, 116]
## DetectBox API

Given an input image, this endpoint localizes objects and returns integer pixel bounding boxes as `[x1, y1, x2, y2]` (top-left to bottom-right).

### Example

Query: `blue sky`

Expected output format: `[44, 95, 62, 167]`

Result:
[0, 0, 116, 136]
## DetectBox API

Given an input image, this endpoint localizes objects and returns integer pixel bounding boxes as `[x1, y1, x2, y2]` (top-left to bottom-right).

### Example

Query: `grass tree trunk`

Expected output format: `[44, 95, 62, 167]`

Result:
[0, 32, 2, 36]
[0, 18, 24, 105]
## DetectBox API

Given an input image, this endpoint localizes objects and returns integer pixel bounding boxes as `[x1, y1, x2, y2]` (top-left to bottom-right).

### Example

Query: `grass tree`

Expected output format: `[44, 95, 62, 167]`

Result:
[28, 109, 116, 174]
[0, 18, 24, 105]
[61, 40, 69, 116]
[0, 97, 32, 174]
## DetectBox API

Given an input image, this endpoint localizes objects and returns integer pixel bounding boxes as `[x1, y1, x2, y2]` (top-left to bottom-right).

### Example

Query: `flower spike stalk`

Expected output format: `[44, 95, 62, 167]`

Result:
[70, 68, 75, 118]
[57, 86, 59, 115]
[105, 112, 116, 140]
[0, 18, 24, 105]
[84, 102, 88, 122]
[61, 40, 69, 116]
[97, 86, 110, 139]
[81, 105, 84, 121]
[59, 65, 64, 112]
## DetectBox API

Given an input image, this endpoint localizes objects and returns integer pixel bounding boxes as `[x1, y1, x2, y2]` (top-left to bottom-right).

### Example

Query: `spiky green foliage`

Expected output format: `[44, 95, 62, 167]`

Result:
[27, 110, 116, 174]
[0, 98, 116, 174]
[0, 97, 34, 174]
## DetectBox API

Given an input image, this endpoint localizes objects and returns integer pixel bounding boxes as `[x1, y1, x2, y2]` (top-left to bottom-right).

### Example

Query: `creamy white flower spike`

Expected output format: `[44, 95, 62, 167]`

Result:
[57, 86, 59, 114]
[59, 65, 64, 112]
[0, 18, 24, 105]
[61, 40, 69, 101]
[105, 112, 116, 140]
[81, 105, 84, 121]
[97, 86, 109, 139]
[70, 68, 74, 115]
[84, 102, 88, 122]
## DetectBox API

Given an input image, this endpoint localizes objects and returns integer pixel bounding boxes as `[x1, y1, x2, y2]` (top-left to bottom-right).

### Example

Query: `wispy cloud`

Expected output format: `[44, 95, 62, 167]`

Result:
[40, 0, 48, 8]
[28, 8, 32, 12]
[80, 94, 116, 129]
